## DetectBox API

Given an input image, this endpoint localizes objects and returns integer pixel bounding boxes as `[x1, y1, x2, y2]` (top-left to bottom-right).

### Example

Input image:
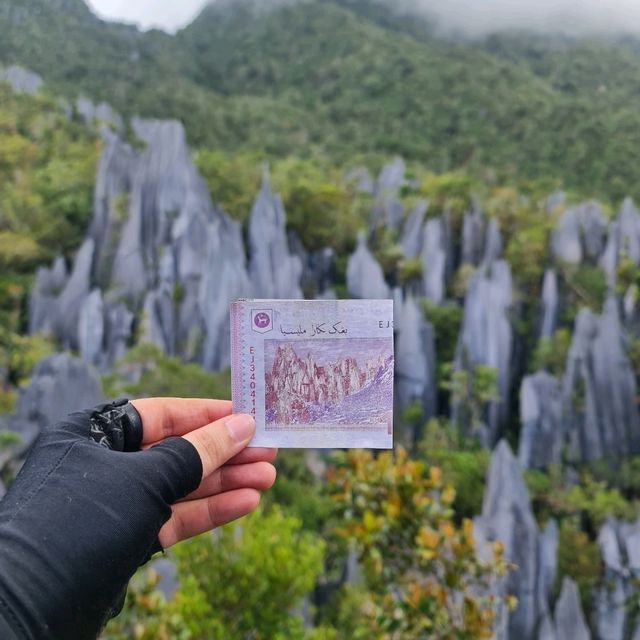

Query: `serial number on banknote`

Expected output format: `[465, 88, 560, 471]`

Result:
[230, 299, 394, 449]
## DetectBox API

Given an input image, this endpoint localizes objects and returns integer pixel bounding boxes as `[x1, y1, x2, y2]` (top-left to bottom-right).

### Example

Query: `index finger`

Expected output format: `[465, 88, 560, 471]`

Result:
[131, 398, 233, 445]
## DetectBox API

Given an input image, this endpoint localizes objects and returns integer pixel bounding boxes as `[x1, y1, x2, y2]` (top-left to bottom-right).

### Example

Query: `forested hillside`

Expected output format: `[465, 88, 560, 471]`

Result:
[3, 0, 640, 200]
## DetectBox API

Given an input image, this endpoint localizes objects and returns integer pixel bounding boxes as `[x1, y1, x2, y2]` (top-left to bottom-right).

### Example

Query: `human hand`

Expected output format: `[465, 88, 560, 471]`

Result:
[130, 397, 277, 547]
[0, 397, 277, 640]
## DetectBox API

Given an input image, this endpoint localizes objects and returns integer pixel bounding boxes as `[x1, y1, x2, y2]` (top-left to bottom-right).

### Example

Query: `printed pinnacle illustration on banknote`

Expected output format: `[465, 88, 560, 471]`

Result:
[230, 299, 394, 448]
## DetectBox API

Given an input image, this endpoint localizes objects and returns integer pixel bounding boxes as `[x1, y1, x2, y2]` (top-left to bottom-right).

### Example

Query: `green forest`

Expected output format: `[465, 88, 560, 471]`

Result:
[3, 0, 640, 638]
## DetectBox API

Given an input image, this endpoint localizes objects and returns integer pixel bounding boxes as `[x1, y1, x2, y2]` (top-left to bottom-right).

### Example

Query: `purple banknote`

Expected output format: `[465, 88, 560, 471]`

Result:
[230, 299, 394, 448]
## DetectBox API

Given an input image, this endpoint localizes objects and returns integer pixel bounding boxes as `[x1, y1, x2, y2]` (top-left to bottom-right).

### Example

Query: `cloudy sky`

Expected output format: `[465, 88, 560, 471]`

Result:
[87, 0, 207, 32]
[87, 0, 640, 36]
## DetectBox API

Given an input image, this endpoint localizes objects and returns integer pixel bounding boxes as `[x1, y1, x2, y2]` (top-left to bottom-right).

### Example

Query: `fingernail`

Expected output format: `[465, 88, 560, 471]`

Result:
[226, 414, 255, 443]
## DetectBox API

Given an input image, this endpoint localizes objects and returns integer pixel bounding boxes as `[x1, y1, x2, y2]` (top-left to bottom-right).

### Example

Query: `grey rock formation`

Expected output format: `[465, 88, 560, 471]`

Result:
[592, 518, 636, 640]
[538, 520, 558, 609]
[541, 270, 559, 338]
[103, 299, 134, 365]
[200, 215, 252, 369]
[483, 217, 503, 266]
[394, 295, 437, 420]
[400, 199, 428, 258]
[79, 289, 104, 366]
[112, 119, 197, 299]
[599, 200, 640, 290]
[49, 239, 95, 350]
[600, 221, 620, 289]
[474, 441, 557, 639]
[462, 206, 485, 266]
[457, 260, 513, 443]
[59, 240, 94, 342]
[562, 298, 640, 462]
[376, 157, 405, 193]
[248, 174, 303, 299]
[346, 233, 390, 299]
[0, 65, 42, 94]
[31, 118, 252, 371]
[75, 97, 123, 131]
[370, 158, 406, 231]
[89, 131, 137, 284]
[29, 257, 67, 335]
[289, 233, 334, 297]
[7, 354, 104, 451]
[421, 218, 447, 303]
[554, 578, 590, 640]
[345, 167, 374, 194]
[518, 371, 563, 469]
[617, 198, 640, 264]
[552, 202, 606, 264]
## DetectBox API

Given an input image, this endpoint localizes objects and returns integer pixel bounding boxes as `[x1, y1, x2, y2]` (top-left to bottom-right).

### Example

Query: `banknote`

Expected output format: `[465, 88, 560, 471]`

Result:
[230, 299, 394, 448]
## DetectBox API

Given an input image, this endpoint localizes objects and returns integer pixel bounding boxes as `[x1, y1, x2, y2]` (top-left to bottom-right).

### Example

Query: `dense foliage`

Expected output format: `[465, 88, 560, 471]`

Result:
[0, 84, 97, 405]
[5, 0, 640, 201]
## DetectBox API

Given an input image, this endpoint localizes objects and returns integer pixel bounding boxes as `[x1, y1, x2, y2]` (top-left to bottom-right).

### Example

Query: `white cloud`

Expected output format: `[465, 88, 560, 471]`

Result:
[84, 0, 640, 36]
[86, 0, 208, 32]
[399, 0, 640, 37]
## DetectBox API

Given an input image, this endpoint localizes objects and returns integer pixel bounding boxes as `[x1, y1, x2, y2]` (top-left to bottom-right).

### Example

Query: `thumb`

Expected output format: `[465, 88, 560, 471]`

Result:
[140, 413, 255, 505]
[181, 413, 256, 478]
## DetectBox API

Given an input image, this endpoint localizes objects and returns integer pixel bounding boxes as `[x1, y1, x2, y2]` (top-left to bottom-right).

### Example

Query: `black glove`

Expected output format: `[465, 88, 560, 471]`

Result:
[0, 399, 202, 640]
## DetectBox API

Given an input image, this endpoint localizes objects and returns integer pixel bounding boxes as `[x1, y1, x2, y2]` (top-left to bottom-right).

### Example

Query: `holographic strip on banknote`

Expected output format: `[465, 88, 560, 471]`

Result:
[230, 299, 394, 448]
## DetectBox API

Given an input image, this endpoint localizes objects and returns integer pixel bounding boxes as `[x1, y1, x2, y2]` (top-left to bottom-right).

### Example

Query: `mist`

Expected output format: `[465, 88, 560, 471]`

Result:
[86, 0, 640, 37]
[399, 0, 640, 38]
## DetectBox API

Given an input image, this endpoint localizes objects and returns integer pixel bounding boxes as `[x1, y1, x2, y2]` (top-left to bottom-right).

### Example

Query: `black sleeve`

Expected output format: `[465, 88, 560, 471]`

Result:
[0, 402, 202, 640]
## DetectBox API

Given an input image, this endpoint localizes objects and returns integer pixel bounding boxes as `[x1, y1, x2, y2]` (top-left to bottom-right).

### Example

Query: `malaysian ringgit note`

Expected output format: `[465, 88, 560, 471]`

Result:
[230, 299, 394, 448]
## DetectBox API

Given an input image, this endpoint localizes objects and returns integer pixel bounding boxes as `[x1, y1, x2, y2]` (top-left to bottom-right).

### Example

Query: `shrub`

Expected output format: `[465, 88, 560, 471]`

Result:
[104, 508, 326, 640]
[327, 448, 511, 638]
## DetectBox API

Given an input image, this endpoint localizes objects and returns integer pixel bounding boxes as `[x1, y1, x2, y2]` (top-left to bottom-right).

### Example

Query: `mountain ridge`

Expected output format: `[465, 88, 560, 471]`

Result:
[3, 0, 640, 200]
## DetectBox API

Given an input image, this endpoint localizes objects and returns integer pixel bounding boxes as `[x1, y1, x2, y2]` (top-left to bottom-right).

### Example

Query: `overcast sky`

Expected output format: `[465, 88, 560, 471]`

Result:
[87, 0, 207, 32]
[87, 0, 640, 36]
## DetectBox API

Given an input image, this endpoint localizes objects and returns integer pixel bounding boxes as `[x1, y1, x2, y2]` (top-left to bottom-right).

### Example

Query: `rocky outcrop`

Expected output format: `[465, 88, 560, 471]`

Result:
[394, 295, 436, 419]
[6, 354, 104, 452]
[88, 131, 137, 284]
[421, 218, 447, 303]
[617, 198, 640, 264]
[462, 206, 485, 266]
[29, 257, 67, 335]
[347, 233, 390, 299]
[457, 258, 513, 443]
[589, 517, 640, 640]
[79, 289, 104, 366]
[200, 215, 252, 369]
[75, 97, 123, 131]
[600, 199, 640, 294]
[552, 202, 606, 264]
[376, 157, 405, 194]
[248, 174, 303, 299]
[562, 298, 640, 462]
[540, 269, 559, 339]
[345, 167, 374, 194]
[370, 158, 406, 231]
[474, 441, 557, 639]
[30, 118, 252, 370]
[554, 578, 590, 640]
[518, 371, 563, 469]
[0, 65, 42, 94]
[30, 239, 95, 350]
[400, 199, 428, 258]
